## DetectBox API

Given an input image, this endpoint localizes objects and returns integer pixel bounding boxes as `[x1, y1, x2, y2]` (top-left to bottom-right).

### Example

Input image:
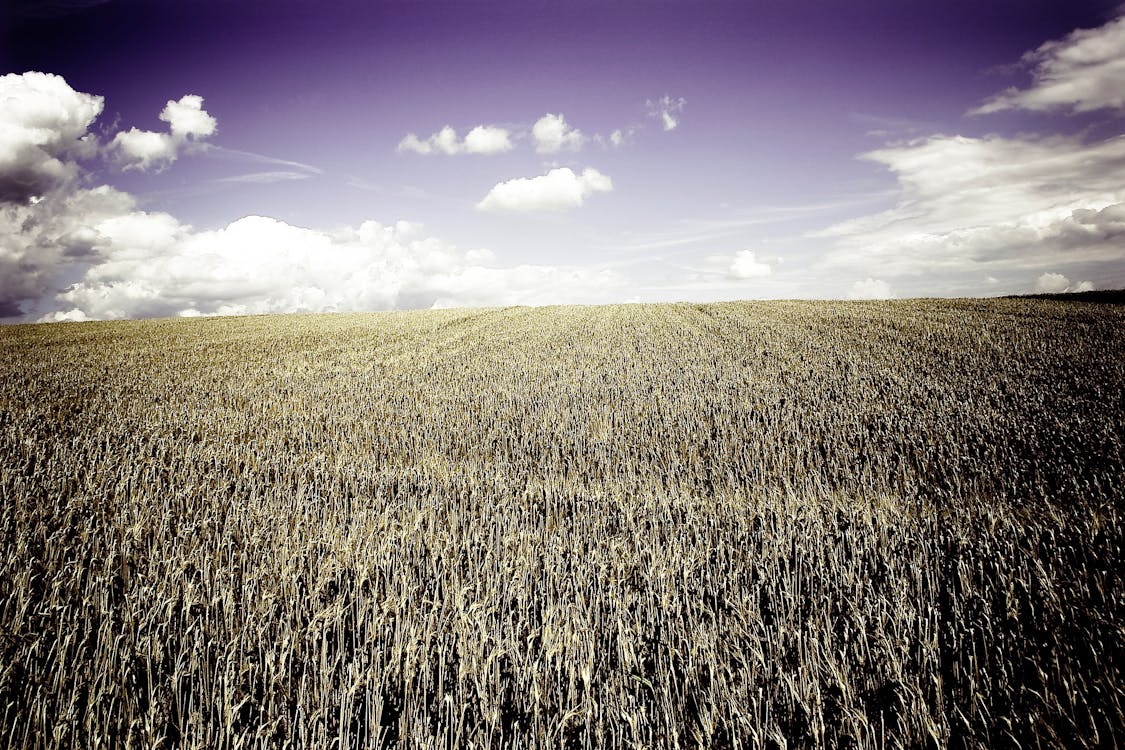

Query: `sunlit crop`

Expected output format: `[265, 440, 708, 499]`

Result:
[1, 299, 1122, 748]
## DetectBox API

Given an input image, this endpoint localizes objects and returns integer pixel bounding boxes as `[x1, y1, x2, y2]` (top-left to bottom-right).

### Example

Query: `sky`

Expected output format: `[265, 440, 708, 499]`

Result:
[1, 0, 1124, 322]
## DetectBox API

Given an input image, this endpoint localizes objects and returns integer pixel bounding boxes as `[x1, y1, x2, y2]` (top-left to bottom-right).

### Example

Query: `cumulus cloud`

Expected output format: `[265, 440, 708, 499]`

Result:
[820, 133, 1125, 279]
[531, 113, 585, 154]
[646, 95, 686, 131]
[112, 94, 216, 171]
[475, 167, 613, 212]
[463, 125, 514, 154]
[728, 250, 772, 279]
[974, 13, 1125, 114]
[1035, 273, 1094, 293]
[397, 124, 514, 155]
[111, 128, 177, 171]
[160, 94, 217, 138]
[848, 278, 896, 300]
[0, 184, 133, 317]
[0, 71, 103, 202]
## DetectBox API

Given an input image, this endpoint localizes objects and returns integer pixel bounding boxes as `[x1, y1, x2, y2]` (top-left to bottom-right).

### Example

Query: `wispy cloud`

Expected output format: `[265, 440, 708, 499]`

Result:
[848, 111, 939, 138]
[819, 133, 1125, 279]
[613, 194, 895, 253]
[646, 95, 686, 131]
[972, 12, 1125, 114]
[203, 145, 323, 175]
[215, 170, 311, 184]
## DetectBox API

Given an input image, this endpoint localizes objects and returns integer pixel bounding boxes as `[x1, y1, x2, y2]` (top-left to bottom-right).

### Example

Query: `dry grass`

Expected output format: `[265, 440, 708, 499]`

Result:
[0, 299, 1122, 749]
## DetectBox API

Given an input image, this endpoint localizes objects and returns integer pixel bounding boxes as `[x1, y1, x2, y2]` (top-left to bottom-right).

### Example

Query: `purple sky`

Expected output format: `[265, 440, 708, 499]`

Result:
[2, 0, 1123, 321]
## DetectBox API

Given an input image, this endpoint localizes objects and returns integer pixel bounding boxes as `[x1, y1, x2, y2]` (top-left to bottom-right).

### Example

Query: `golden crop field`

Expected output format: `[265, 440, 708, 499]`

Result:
[1, 299, 1122, 749]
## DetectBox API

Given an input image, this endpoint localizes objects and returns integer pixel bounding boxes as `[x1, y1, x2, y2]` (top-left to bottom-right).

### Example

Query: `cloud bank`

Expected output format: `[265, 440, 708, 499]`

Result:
[476, 167, 613, 212]
[40, 213, 621, 321]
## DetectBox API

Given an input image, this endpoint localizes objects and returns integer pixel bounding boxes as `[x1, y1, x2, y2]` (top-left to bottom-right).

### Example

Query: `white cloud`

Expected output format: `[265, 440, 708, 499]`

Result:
[820, 133, 1125, 279]
[432, 126, 461, 155]
[1035, 272, 1095, 293]
[1035, 272, 1069, 293]
[397, 124, 514, 155]
[112, 94, 216, 171]
[0, 71, 103, 202]
[475, 167, 613, 212]
[974, 14, 1125, 114]
[39, 308, 90, 323]
[111, 128, 176, 171]
[646, 95, 686, 131]
[397, 132, 436, 155]
[532, 113, 584, 154]
[848, 278, 896, 300]
[160, 94, 217, 138]
[464, 248, 495, 264]
[463, 125, 514, 154]
[728, 250, 772, 279]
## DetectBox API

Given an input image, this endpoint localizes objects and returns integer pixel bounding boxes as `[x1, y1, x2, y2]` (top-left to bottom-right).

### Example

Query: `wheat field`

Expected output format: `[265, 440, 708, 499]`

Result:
[1, 299, 1122, 749]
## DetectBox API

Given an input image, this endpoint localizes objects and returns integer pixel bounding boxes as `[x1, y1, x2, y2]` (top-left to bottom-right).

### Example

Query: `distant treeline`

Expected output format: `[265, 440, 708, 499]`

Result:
[1007, 288, 1125, 304]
